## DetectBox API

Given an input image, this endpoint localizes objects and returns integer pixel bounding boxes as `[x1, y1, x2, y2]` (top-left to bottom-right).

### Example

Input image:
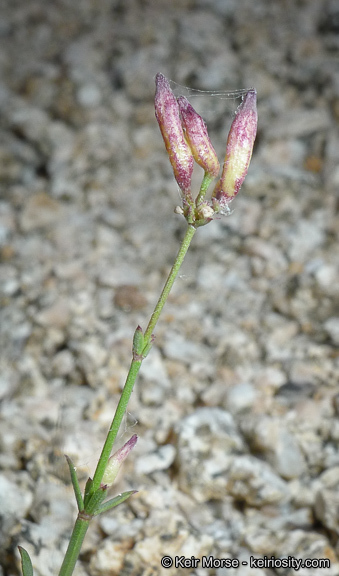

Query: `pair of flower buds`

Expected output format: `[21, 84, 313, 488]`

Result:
[155, 73, 257, 223]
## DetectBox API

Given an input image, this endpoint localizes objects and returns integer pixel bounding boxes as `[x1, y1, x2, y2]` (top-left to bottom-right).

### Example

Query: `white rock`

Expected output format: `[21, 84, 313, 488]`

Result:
[227, 455, 289, 506]
[77, 83, 102, 107]
[226, 382, 258, 413]
[324, 317, 339, 345]
[135, 444, 176, 475]
[0, 472, 33, 549]
[176, 408, 245, 502]
[164, 332, 210, 365]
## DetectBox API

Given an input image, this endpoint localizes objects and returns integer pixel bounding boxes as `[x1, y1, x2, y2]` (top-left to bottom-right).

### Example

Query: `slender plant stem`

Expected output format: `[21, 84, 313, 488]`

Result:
[144, 224, 196, 342]
[58, 222, 197, 576]
[58, 516, 90, 576]
[91, 358, 142, 492]
[195, 173, 214, 207]
[93, 223, 197, 491]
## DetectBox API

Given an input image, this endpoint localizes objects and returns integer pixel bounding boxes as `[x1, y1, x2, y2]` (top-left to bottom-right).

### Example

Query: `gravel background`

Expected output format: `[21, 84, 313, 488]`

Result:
[1, 1, 339, 575]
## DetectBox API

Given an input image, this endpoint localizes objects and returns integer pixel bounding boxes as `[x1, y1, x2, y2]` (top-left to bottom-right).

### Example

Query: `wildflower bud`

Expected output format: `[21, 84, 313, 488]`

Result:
[102, 435, 137, 487]
[177, 96, 220, 178]
[155, 73, 194, 194]
[133, 325, 144, 358]
[213, 89, 257, 208]
[199, 203, 214, 220]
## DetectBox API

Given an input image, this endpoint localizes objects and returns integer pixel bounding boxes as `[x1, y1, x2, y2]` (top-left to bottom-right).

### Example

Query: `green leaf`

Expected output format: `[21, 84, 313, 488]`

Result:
[83, 477, 94, 507]
[85, 485, 107, 516]
[141, 335, 155, 358]
[65, 455, 84, 511]
[94, 490, 137, 516]
[18, 547, 33, 576]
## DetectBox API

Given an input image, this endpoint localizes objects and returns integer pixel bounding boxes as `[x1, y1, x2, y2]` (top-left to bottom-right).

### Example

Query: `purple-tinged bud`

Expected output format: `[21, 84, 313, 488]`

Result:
[102, 435, 137, 487]
[213, 89, 257, 208]
[155, 73, 194, 194]
[177, 96, 220, 178]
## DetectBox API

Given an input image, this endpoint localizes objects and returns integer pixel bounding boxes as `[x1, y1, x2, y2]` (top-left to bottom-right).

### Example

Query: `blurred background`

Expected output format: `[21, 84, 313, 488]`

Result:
[0, 1, 339, 575]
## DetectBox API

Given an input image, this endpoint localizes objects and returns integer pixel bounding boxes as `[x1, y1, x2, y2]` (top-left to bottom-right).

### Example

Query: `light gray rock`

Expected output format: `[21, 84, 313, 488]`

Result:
[324, 317, 339, 345]
[226, 382, 258, 413]
[163, 332, 211, 365]
[227, 455, 289, 506]
[52, 349, 75, 377]
[176, 408, 246, 502]
[135, 444, 176, 475]
[243, 417, 306, 479]
[315, 489, 339, 535]
[0, 472, 33, 551]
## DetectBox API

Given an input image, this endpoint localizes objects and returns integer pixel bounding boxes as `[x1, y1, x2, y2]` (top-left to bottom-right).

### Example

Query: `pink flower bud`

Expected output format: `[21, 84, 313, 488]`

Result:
[177, 96, 220, 178]
[155, 73, 194, 194]
[213, 89, 257, 208]
[102, 434, 137, 487]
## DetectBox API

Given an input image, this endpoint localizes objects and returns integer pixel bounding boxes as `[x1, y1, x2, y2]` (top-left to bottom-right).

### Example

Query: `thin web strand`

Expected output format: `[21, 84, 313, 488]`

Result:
[168, 79, 250, 100]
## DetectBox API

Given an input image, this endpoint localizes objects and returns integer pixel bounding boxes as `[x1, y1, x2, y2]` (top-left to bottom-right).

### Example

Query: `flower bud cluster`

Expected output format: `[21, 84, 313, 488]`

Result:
[155, 73, 257, 226]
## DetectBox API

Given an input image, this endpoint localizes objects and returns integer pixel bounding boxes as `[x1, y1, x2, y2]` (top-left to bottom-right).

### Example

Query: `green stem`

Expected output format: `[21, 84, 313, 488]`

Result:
[91, 358, 142, 492]
[144, 224, 196, 343]
[58, 222, 197, 576]
[195, 172, 214, 206]
[58, 516, 90, 576]
[93, 223, 197, 491]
